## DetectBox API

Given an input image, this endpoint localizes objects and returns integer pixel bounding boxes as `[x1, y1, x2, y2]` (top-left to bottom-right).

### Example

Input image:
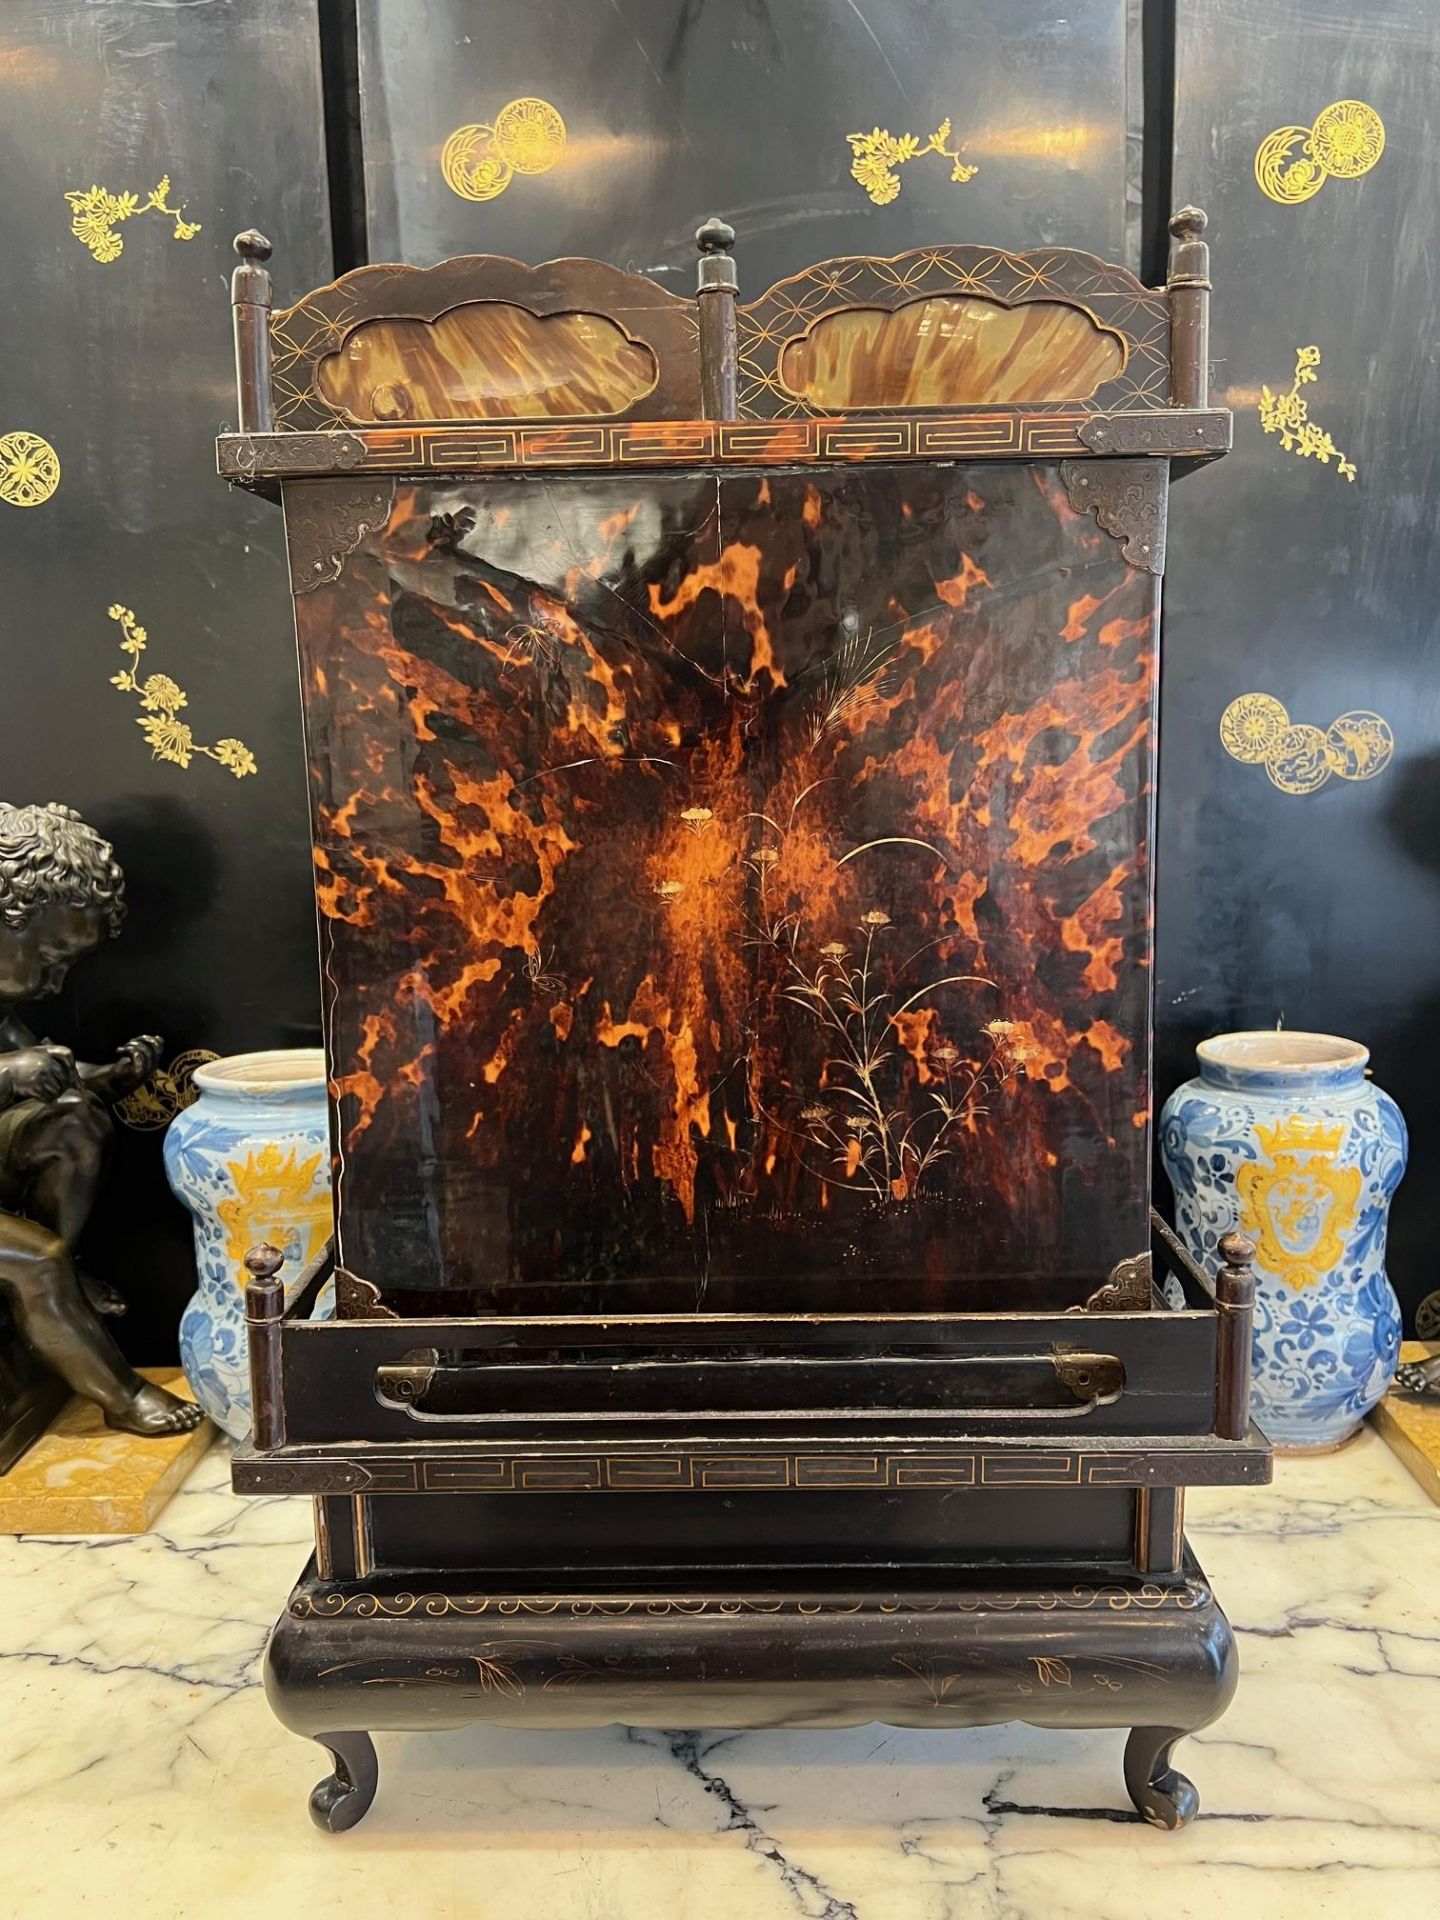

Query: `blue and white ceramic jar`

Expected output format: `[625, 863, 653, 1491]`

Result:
[164, 1049, 333, 1439]
[1160, 1031, 1405, 1452]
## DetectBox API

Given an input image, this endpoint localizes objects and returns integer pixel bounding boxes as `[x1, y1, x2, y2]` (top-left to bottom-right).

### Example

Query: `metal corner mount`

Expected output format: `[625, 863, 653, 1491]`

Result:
[1084, 1249, 1154, 1312]
[285, 479, 396, 594]
[334, 1268, 400, 1320]
[1060, 458, 1167, 575]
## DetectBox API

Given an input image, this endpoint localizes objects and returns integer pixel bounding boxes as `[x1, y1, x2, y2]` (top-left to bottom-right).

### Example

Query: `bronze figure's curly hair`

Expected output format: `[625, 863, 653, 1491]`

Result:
[0, 802, 126, 936]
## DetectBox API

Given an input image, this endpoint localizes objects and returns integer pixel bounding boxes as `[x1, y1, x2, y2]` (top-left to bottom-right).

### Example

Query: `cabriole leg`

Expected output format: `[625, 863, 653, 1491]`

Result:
[308, 1731, 378, 1833]
[1124, 1725, 1200, 1829]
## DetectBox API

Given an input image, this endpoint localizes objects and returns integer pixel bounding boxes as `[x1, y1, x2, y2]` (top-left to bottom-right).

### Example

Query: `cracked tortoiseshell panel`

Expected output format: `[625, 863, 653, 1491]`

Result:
[289, 465, 1158, 1316]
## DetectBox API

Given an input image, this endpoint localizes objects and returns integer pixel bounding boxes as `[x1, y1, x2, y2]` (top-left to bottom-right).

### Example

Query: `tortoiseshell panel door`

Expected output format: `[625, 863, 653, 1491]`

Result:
[290, 465, 1157, 1315]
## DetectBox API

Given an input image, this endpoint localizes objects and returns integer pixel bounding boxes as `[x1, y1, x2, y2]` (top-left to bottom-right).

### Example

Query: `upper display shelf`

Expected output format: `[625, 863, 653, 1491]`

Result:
[219, 210, 1228, 486]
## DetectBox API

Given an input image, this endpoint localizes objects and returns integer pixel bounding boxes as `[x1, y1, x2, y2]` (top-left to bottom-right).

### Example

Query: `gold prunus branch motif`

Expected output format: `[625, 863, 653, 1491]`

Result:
[65, 176, 200, 262]
[107, 605, 257, 779]
[846, 118, 978, 206]
[1258, 346, 1356, 481]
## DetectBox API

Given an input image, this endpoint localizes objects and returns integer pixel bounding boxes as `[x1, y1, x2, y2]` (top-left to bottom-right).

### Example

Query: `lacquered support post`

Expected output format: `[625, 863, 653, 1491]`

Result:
[1167, 207, 1210, 408]
[695, 216, 738, 421]
[244, 1241, 287, 1451]
[1213, 1230, 1256, 1440]
[231, 229, 275, 434]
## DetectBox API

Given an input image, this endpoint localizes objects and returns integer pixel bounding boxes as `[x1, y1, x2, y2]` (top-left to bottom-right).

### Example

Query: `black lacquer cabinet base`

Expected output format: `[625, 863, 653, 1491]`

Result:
[269, 1549, 1237, 1833]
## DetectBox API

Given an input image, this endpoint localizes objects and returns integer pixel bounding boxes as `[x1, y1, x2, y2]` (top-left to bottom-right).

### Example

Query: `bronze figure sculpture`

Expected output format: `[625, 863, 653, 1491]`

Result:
[0, 802, 203, 1437]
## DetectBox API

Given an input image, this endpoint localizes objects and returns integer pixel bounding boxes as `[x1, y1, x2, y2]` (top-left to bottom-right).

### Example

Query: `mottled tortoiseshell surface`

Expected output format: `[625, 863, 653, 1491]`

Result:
[291, 466, 1158, 1315]
[778, 297, 1126, 410]
[316, 303, 661, 423]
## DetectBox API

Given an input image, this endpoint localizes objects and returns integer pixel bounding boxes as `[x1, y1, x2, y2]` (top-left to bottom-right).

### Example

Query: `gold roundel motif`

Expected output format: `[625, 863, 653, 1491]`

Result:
[1220, 692, 1290, 764]
[492, 97, 567, 175]
[1310, 99, 1385, 179]
[1254, 125, 1326, 205]
[0, 429, 61, 507]
[1265, 722, 1332, 794]
[1324, 709, 1395, 781]
[440, 123, 513, 202]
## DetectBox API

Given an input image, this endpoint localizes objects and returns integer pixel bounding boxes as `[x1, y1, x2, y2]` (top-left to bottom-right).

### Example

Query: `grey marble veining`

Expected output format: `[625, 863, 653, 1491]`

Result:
[2, 1432, 1438, 1919]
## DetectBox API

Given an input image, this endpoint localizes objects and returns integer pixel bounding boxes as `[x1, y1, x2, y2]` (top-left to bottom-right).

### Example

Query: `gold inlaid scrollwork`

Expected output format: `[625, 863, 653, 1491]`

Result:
[292, 1579, 1202, 1620]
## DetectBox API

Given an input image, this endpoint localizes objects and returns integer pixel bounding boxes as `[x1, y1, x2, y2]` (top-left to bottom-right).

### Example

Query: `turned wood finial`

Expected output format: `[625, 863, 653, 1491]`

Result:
[230, 230, 275, 435]
[1166, 205, 1211, 409]
[234, 228, 274, 265]
[1213, 1227, 1257, 1441]
[243, 1242, 287, 1450]
[1217, 1230, 1256, 1270]
[695, 216, 738, 423]
[245, 1241, 285, 1281]
[244, 1242, 286, 1320]
[696, 216, 736, 257]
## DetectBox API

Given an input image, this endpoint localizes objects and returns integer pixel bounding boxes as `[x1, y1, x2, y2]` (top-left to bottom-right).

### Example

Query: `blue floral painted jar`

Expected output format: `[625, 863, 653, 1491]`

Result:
[164, 1049, 333, 1439]
[1160, 1031, 1405, 1452]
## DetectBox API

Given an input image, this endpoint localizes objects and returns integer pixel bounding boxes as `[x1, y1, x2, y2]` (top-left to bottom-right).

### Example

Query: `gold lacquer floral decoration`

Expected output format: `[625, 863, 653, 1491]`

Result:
[107, 605, 256, 778]
[66, 176, 201, 262]
[847, 118, 978, 206]
[1258, 346, 1355, 481]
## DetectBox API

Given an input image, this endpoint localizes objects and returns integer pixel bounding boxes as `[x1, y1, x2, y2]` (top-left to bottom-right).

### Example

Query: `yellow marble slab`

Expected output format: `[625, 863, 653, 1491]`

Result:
[1369, 1340, 1440, 1506]
[0, 1368, 213, 1534]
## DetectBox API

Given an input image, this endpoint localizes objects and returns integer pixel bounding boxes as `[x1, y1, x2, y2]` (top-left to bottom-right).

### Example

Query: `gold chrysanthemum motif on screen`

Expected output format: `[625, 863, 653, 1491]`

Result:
[1258, 346, 1355, 481]
[441, 98, 566, 202]
[1221, 693, 1394, 796]
[1255, 99, 1384, 205]
[846, 119, 978, 205]
[1219, 693, 1288, 765]
[0, 430, 60, 507]
[65, 176, 200, 261]
[106, 604, 257, 779]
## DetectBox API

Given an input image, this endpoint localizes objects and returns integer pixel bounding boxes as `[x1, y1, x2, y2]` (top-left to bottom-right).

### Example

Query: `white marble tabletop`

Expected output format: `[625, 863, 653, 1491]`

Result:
[3, 1429, 1439, 1919]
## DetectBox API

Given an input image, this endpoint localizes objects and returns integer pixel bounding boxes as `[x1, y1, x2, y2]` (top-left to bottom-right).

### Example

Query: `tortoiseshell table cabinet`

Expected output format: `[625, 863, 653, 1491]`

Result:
[220, 213, 1267, 1832]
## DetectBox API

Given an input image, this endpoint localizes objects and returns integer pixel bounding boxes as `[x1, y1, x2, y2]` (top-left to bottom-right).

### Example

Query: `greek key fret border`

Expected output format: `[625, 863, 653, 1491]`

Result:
[220, 412, 1229, 485]
[266, 1449, 1154, 1496]
[351, 414, 1096, 469]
